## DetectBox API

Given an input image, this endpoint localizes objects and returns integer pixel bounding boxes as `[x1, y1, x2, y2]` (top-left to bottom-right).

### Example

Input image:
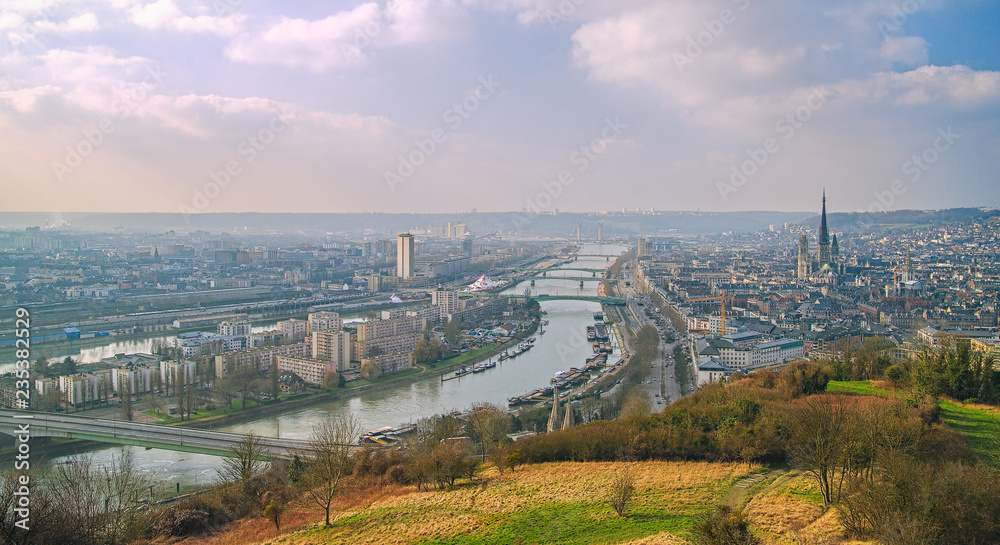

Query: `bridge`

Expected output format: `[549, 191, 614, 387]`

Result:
[526, 268, 606, 274]
[506, 294, 626, 305]
[0, 410, 316, 458]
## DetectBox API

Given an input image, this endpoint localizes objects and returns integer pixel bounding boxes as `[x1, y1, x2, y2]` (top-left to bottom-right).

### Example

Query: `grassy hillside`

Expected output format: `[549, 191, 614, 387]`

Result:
[175, 461, 874, 545]
[829, 380, 1000, 464]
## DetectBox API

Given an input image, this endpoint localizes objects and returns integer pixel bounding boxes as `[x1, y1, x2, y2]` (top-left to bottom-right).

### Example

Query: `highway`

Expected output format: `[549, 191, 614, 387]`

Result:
[0, 409, 318, 458]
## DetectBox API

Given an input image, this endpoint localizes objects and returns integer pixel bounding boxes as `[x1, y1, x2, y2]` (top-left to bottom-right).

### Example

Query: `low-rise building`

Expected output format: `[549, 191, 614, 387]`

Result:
[362, 352, 414, 376]
[276, 355, 336, 385]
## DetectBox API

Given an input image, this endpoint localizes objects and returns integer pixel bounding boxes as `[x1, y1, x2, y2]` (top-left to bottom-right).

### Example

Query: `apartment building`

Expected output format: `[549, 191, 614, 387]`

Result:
[356, 316, 426, 341]
[307, 312, 343, 335]
[276, 355, 336, 385]
[214, 341, 311, 376]
[353, 332, 422, 360]
[277, 318, 307, 341]
[312, 330, 353, 371]
[362, 352, 414, 376]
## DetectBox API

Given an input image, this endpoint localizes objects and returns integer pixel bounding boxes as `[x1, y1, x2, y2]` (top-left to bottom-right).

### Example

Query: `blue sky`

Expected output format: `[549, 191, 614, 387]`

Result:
[1, 0, 998, 215]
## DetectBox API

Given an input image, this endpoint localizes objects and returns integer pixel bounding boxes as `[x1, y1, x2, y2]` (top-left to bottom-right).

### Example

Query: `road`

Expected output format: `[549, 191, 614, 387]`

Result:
[617, 262, 687, 413]
[0, 409, 316, 458]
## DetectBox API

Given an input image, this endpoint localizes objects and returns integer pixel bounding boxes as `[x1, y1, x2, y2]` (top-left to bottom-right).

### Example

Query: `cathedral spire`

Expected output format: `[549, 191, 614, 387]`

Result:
[818, 191, 832, 265]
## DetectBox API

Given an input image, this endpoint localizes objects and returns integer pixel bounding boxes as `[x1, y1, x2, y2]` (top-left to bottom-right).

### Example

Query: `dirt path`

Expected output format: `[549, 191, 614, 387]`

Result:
[721, 465, 795, 509]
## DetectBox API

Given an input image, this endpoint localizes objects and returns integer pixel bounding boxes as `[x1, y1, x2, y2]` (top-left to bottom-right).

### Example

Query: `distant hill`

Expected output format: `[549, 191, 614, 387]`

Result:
[803, 208, 998, 234]
[0, 208, 992, 236]
[0, 210, 819, 236]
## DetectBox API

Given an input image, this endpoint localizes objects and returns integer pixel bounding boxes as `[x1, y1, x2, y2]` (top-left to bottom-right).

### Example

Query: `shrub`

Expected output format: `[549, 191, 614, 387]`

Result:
[693, 505, 761, 545]
[154, 509, 210, 537]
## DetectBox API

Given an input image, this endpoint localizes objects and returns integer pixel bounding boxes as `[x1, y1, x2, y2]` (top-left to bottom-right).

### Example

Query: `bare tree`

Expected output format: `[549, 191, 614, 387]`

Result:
[145, 391, 165, 416]
[218, 431, 270, 486]
[607, 466, 636, 517]
[466, 402, 510, 462]
[787, 396, 850, 506]
[300, 414, 361, 527]
[120, 380, 133, 421]
[229, 363, 262, 409]
[49, 452, 153, 545]
[214, 377, 238, 409]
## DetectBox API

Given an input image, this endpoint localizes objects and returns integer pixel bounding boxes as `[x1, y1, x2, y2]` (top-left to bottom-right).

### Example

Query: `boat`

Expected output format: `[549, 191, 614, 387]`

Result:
[594, 313, 604, 321]
[498, 351, 509, 361]
[587, 326, 596, 341]
[528, 337, 536, 342]
[453, 367, 472, 378]
[472, 363, 487, 373]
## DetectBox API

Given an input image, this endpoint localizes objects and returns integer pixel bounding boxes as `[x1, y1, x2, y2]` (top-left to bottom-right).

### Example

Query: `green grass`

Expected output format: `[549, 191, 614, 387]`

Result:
[419, 501, 694, 545]
[939, 400, 1000, 464]
[826, 381, 902, 398]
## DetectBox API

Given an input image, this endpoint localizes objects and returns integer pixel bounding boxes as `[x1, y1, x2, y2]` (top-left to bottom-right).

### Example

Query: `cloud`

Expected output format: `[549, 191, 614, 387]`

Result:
[225, 0, 472, 71]
[128, 0, 245, 36]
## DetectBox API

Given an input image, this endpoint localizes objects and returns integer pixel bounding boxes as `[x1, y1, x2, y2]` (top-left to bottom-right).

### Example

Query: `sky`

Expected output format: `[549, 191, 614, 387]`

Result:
[1, 0, 998, 216]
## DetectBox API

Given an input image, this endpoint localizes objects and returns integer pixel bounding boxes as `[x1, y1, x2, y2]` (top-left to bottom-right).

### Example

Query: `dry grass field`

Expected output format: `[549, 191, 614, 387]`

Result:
[172, 461, 876, 545]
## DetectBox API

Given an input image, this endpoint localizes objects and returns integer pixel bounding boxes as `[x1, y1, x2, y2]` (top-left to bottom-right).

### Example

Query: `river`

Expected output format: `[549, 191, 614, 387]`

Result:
[49, 244, 627, 494]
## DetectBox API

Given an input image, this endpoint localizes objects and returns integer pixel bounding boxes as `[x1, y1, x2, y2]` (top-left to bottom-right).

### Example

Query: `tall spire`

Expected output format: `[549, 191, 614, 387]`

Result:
[547, 386, 561, 433]
[818, 190, 832, 265]
[562, 401, 575, 430]
[819, 190, 830, 246]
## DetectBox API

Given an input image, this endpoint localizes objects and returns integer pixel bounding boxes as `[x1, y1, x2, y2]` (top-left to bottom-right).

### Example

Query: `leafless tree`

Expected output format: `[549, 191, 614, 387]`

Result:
[229, 363, 262, 409]
[466, 402, 510, 462]
[218, 431, 270, 486]
[213, 377, 238, 408]
[787, 396, 850, 506]
[607, 466, 636, 517]
[48, 452, 153, 545]
[300, 414, 361, 526]
[120, 380, 133, 421]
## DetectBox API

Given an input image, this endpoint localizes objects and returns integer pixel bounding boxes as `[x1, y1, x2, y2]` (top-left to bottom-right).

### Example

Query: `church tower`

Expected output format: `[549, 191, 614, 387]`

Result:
[818, 191, 831, 265]
[798, 235, 810, 279]
[831, 234, 839, 263]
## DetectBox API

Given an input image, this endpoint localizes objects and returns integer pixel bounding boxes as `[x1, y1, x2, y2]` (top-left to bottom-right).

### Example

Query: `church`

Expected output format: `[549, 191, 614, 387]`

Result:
[797, 192, 841, 281]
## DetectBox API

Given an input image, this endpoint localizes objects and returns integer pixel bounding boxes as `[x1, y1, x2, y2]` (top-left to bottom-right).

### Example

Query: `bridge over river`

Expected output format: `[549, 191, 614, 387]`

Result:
[503, 294, 626, 305]
[0, 410, 317, 458]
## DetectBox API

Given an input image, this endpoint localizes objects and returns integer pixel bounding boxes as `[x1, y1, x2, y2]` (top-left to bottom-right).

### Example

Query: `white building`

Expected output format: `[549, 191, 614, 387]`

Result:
[218, 318, 252, 337]
[113, 366, 155, 394]
[160, 360, 198, 386]
[59, 373, 103, 407]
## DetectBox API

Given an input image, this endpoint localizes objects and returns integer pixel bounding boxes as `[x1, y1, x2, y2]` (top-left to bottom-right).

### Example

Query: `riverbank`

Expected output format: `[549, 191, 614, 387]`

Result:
[177, 320, 540, 431]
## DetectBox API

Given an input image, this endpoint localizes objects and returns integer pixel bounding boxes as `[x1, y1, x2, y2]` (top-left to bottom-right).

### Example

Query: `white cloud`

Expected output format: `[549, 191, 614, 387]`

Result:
[225, 0, 472, 71]
[128, 0, 244, 36]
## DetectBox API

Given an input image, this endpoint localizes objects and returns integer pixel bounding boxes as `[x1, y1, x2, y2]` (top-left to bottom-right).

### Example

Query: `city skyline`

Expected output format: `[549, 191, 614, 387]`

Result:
[1, 0, 999, 215]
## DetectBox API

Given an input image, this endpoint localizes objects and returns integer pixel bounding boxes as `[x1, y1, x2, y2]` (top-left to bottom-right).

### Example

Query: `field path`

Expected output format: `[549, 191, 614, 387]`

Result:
[721, 465, 793, 509]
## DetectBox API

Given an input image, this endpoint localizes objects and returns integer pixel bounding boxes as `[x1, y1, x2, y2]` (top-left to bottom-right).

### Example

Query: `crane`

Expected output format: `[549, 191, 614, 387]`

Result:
[686, 293, 736, 335]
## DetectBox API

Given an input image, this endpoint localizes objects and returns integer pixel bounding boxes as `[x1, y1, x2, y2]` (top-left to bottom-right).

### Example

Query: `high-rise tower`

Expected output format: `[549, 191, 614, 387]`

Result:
[818, 191, 831, 265]
[798, 235, 810, 279]
[396, 233, 414, 279]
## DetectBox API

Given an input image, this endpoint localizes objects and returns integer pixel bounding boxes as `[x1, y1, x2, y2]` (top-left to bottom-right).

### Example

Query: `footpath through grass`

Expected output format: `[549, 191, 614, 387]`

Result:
[828, 380, 1000, 464]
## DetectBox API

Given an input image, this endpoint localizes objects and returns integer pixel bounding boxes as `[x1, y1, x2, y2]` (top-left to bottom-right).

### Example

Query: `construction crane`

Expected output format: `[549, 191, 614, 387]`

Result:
[686, 293, 736, 335]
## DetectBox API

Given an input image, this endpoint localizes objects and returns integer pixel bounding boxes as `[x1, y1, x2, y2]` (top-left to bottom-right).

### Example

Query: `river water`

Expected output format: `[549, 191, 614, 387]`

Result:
[49, 244, 627, 493]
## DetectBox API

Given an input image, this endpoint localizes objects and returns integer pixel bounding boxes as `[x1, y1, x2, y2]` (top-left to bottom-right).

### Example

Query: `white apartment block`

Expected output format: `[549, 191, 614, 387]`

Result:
[307, 312, 343, 335]
[312, 330, 353, 371]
